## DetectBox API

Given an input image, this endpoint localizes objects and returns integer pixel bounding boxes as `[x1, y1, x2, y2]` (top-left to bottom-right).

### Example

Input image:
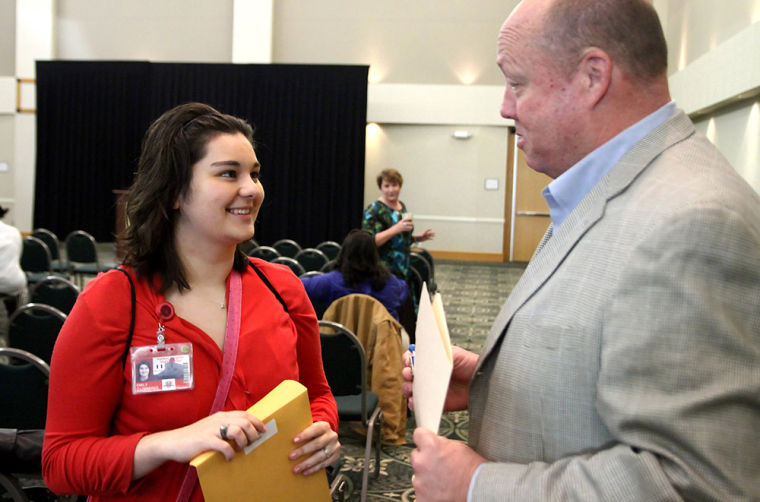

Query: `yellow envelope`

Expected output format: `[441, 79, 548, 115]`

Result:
[190, 380, 331, 502]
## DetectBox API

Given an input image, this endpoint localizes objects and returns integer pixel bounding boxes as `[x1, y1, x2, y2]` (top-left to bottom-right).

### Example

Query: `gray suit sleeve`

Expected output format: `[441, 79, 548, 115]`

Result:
[471, 204, 760, 501]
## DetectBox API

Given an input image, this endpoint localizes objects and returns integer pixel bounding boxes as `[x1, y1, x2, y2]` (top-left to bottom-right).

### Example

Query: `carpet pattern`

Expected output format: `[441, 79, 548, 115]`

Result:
[335, 260, 525, 501]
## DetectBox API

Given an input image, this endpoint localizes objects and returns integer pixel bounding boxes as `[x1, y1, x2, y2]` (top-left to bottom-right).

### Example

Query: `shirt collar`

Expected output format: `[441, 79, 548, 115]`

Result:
[543, 101, 677, 227]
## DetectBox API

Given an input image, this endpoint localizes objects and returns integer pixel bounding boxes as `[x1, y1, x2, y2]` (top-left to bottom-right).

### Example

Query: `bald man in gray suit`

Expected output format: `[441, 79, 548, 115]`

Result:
[403, 0, 760, 500]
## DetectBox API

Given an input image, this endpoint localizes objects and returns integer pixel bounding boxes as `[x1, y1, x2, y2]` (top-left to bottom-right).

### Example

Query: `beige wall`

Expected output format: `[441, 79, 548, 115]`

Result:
[656, 0, 760, 193]
[0, 0, 15, 74]
[56, 0, 233, 62]
[656, 0, 760, 74]
[272, 0, 511, 85]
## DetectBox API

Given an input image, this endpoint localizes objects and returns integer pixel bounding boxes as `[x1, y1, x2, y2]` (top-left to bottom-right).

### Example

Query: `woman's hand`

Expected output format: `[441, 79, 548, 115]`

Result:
[133, 410, 266, 479]
[394, 216, 414, 234]
[414, 228, 435, 242]
[289, 421, 341, 476]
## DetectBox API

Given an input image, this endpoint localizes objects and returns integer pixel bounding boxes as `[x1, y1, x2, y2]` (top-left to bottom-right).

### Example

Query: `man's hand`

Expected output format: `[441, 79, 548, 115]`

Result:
[411, 428, 486, 502]
[402, 345, 478, 412]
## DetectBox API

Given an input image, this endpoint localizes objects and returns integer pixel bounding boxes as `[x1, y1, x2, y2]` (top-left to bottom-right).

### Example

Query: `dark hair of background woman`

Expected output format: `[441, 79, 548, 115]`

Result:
[120, 102, 255, 293]
[335, 229, 391, 290]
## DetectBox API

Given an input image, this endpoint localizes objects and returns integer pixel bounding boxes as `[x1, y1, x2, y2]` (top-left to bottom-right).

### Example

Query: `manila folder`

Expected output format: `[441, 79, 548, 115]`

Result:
[190, 379, 331, 502]
[412, 282, 453, 433]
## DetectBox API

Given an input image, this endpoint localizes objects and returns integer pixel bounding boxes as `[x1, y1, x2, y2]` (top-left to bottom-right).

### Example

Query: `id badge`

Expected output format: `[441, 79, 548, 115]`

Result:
[131, 343, 194, 394]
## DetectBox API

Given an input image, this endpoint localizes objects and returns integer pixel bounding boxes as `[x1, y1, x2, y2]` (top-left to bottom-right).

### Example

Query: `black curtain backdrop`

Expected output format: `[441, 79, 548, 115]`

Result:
[35, 61, 368, 247]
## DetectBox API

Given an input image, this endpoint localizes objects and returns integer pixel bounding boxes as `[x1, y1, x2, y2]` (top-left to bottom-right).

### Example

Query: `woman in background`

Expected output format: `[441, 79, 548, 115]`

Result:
[43, 102, 339, 501]
[362, 168, 434, 279]
[301, 229, 408, 321]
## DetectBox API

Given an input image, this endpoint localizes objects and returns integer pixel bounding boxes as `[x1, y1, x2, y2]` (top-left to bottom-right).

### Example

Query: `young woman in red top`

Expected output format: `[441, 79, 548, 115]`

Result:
[42, 103, 339, 501]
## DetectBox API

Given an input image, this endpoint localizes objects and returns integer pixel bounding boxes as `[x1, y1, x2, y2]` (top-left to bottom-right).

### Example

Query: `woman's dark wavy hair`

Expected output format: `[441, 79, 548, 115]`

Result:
[120, 102, 255, 293]
[334, 229, 391, 290]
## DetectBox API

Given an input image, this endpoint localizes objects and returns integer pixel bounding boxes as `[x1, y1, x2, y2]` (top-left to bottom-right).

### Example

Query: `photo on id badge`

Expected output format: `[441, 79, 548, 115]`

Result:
[131, 343, 194, 394]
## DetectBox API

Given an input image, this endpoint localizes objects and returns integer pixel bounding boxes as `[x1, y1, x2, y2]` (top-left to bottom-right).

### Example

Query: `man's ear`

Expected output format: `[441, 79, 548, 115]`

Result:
[577, 47, 612, 107]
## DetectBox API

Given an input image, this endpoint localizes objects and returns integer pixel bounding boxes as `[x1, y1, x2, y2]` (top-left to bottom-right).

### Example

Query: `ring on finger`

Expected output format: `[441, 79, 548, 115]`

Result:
[323, 446, 329, 459]
[220, 424, 229, 441]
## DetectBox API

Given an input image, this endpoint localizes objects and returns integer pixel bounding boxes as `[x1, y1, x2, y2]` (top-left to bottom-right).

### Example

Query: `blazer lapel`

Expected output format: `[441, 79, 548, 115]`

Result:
[477, 110, 696, 366]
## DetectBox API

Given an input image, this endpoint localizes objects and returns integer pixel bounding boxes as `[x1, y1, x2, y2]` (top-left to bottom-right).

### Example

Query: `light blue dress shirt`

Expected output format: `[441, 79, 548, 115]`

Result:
[466, 101, 677, 502]
[544, 101, 676, 227]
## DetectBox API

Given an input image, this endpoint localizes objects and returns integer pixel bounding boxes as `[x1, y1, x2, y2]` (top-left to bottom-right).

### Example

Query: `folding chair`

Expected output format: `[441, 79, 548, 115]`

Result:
[295, 248, 330, 273]
[20, 236, 52, 285]
[0, 347, 50, 502]
[316, 241, 341, 261]
[8, 303, 67, 364]
[319, 320, 383, 502]
[65, 230, 115, 287]
[272, 256, 306, 276]
[31, 228, 69, 274]
[272, 239, 302, 258]
[248, 245, 280, 262]
[29, 276, 80, 315]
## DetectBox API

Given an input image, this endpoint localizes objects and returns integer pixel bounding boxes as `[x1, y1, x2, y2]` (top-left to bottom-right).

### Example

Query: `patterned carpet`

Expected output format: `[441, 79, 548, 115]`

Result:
[335, 260, 526, 501]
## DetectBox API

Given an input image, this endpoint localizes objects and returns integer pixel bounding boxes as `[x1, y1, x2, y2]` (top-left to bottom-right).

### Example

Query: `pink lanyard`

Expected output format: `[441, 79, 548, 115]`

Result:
[176, 269, 243, 502]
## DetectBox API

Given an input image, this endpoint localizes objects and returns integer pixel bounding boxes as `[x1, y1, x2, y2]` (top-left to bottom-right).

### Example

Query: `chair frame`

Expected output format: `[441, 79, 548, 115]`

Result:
[28, 275, 80, 315]
[406, 265, 423, 308]
[272, 238, 302, 258]
[410, 251, 435, 293]
[316, 240, 342, 261]
[248, 245, 281, 261]
[0, 347, 53, 502]
[31, 228, 67, 273]
[295, 247, 330, 273]
[318, 320, 383, 502]
[21, 236, 53, 277]
[271, 256, 306, 276]
[8, 303, 67, 364]
[64, 230, 108, 287]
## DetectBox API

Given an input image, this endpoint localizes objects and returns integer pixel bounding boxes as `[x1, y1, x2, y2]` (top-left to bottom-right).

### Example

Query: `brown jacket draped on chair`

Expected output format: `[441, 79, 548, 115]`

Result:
[323, 294, 407, 445]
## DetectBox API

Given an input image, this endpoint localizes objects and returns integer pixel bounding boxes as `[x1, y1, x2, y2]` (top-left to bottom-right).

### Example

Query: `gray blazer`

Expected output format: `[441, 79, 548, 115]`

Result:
[468, 110, 760, 501]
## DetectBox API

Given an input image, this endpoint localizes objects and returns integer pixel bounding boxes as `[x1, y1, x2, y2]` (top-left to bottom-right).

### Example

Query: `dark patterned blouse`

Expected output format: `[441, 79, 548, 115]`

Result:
[361, 200, 413, 279]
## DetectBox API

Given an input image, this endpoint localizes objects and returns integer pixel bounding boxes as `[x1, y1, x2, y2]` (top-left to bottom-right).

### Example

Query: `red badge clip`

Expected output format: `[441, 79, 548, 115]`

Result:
[156, 303, 175, 322]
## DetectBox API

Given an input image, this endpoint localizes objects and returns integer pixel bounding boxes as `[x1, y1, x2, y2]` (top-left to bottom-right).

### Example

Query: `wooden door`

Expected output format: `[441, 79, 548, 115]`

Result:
[503, 129, 551, 262]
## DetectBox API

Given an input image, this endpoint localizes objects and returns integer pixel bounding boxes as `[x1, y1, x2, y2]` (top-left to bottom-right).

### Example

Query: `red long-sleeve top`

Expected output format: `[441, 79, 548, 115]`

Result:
[42, 259, 337, 501]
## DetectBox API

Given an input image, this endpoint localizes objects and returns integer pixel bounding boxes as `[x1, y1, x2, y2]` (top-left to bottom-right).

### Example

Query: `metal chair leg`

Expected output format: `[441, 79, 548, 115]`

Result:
[361, 420, 373, 502]
[0, 472, 29, 502]
[374, 410, 383, 479]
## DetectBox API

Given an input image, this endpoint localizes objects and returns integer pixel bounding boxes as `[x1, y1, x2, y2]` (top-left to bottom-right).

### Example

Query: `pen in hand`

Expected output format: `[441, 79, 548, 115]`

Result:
[409, 344, 415, 375]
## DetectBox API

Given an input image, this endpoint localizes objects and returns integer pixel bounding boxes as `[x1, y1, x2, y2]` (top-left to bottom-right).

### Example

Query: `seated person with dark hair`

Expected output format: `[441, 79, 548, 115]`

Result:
[301, 229, 408, 321]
